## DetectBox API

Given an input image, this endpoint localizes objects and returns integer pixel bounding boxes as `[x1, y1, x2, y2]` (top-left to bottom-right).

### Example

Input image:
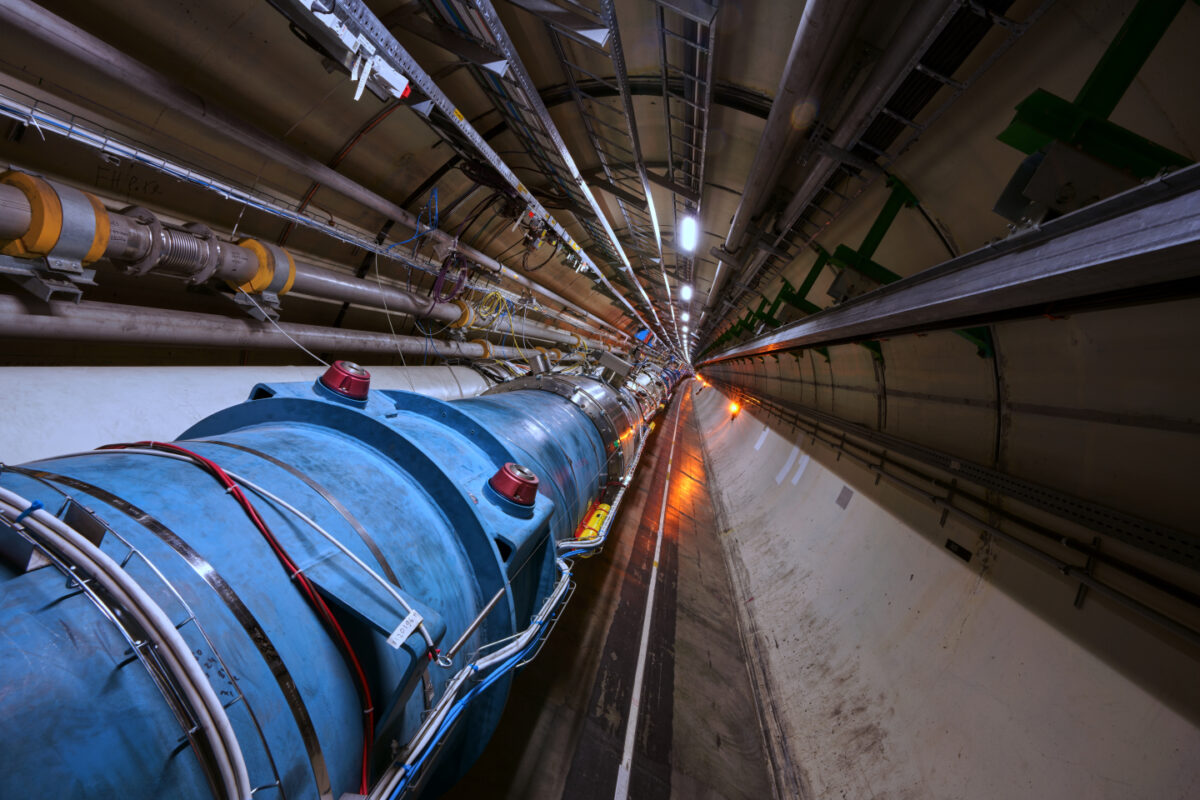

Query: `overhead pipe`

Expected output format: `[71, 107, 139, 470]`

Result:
[0, 171, 611, 351]
[704, 0, 957, 339]
[0, 0, 631, 344]
[0, 294, 551, 361]
[777, 0, 959, 232]
[289, 266, 606, 350]
[717, 0, 869, 274]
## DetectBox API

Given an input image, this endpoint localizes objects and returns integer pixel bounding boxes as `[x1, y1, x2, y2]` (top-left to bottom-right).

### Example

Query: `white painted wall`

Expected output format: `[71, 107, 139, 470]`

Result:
[692, 384, 1200, 800]
[0, 365, 490, 464]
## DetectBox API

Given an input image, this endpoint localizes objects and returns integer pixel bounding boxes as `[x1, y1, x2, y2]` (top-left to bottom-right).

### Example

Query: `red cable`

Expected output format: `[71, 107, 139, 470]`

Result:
[103, 441, 376, 792]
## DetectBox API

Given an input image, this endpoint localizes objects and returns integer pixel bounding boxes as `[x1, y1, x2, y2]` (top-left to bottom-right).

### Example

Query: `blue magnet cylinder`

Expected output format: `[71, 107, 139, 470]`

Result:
[0, 370, 653, 800]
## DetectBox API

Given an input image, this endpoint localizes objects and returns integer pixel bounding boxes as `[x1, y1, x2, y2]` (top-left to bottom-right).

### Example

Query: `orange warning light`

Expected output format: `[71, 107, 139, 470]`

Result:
[729, 401, 741, 417]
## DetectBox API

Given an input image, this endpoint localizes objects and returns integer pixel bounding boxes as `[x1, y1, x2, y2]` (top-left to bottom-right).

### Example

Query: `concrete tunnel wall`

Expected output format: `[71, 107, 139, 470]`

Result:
[690, 381, 1200, 799]
[698, 296, 1200, 536]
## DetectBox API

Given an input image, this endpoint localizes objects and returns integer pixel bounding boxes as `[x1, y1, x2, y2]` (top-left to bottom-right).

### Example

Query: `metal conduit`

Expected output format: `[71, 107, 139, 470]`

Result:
[705, 0, 957, 326]
[0, 178, 608, 351]
[0, 0, 632, 344]
[0, 295, 542, 360]
[0, 183, 31, 238]
[719, 0, 869, 265]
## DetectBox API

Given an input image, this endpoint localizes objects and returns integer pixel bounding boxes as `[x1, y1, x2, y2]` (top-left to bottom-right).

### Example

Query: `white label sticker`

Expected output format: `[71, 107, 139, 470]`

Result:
[387, 610, 423, 649]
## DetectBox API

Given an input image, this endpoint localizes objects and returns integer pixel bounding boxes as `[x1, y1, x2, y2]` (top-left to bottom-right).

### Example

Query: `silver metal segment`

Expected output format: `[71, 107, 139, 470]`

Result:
[260, 241, 293, 296]
[13, 467, 335, 800]
[484, 373, 643, 487]
[703, 163, 1200, 364]
[44, 180, 96, 274]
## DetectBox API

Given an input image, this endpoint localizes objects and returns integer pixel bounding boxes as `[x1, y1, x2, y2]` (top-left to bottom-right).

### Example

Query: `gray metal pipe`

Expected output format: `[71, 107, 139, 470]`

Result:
[0, 176, 609, 350]
[0, 295, 532, 360]
[721, 0, 869, 259]
[704, 0, 957, 338]
[0, 1, 494, 270]
[0, 183, 31, 239]
[777, 0, 959, 231]
[0, 0, 631, 343]
[291, 262, 605, 349]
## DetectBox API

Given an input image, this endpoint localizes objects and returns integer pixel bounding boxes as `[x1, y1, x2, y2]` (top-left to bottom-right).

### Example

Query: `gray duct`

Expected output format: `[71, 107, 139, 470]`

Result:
[705, 0, 958, 333]
[0, 176, 607, 351]
[0, 294, 544, 361]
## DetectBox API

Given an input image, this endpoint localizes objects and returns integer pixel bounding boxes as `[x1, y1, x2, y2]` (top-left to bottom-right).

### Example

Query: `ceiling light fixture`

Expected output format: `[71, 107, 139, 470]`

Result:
[680, 216, 698, 253]
[680, 284, 693, 301]
[681, 311, 690, 322]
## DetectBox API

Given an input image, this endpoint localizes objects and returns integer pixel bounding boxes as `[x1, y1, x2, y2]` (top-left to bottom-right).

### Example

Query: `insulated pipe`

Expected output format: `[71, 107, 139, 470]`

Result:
[704, 0, 957, 338]
[0, 177, 611, 350]
[719, 0, 869, 267]
[0, 0, 492, 272]
[288, 264, 609, 350]
[0, 294, 540, 360]
[777, 0, 959, 233]
[0, 0, 632, 343]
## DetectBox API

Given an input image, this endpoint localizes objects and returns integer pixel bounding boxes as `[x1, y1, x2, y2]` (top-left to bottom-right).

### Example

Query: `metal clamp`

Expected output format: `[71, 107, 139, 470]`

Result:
[119, 206, 164, 275]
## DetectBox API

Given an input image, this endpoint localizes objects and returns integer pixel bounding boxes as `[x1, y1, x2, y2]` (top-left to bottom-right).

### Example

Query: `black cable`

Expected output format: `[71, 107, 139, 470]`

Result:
[455, 192, 501, 240]
[522, 242, 559, 272]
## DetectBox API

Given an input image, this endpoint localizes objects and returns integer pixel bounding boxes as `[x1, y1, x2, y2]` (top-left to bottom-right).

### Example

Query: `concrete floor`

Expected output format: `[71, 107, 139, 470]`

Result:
[444, 387, 773, 799]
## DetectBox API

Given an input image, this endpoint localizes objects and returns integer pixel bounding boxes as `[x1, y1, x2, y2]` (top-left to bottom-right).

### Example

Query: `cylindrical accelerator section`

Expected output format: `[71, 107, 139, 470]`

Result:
[0, 365, 650, 800]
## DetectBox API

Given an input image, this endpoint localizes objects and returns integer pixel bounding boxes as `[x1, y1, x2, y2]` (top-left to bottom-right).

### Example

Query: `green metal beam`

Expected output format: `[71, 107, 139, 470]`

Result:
[998, 89, 1191, 178]
[998, 0, 1193, 178]
[831, 244, 903, 285]
[858, 176, 918, 260]
[1075, 0, 1188, 118]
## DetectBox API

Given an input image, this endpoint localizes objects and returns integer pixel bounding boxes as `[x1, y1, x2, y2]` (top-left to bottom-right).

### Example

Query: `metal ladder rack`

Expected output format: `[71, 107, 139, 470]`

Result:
[518, 0, 675, 343]
[653, 0, 719, 340]
[420, 0, 672, 337]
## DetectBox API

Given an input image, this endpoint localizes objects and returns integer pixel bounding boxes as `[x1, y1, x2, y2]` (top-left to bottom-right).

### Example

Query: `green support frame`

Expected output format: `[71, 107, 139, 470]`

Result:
[998, 0, 1194, 178]
[701, 176, 996, 359]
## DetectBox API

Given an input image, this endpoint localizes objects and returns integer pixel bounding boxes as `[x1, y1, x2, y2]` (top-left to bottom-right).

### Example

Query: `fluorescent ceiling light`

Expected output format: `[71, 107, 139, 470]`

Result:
[679, 216, 698, 252]
[680, 284, 693, 301]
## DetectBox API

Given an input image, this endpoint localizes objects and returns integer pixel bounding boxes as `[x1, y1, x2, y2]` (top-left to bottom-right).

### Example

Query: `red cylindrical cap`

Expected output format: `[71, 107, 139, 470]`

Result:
[319, 360, 371, 400]
[489, 462, 539, 506]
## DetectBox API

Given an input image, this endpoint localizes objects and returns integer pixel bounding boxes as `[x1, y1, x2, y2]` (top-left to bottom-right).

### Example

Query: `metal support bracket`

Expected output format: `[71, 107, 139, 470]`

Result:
[0, 253, 96, 302]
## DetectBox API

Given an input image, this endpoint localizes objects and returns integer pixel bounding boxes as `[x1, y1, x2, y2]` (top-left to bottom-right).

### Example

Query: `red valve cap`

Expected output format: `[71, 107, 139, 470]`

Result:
[489, 462, 539, 506]
[319, 360, 371, 400]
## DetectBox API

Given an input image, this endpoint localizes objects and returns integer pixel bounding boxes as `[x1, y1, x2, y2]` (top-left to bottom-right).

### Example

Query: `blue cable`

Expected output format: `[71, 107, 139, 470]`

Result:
[13, 499, 43, 524]
[387, 628, 546, 799]
[386, 187, 439, 251]
[386, 555, 584, 796]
